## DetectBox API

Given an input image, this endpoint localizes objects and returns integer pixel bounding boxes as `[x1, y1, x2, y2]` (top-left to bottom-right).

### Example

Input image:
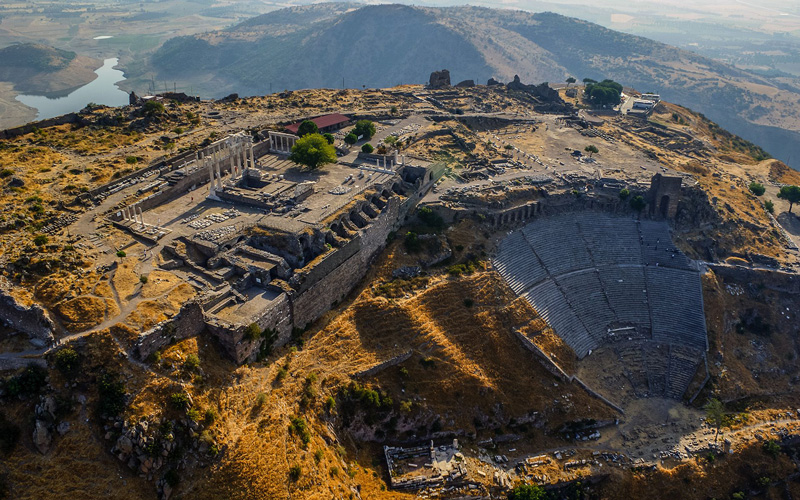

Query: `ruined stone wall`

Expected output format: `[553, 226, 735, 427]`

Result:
[292, 195, 404, 329]
[352, 350, 413, 378]
[0, 279, 55, 345]
[293, 236, 362, 295]
[206, 291, 293, 363]
[132, 301, 205, 361]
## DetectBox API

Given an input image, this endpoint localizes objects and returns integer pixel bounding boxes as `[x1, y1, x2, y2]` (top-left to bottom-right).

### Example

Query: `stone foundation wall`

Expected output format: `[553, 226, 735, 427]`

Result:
[0, 279, 55, 345]
[291, 195, 403, 330]
[293, 237, 362, 295]
[132, 301, 205, 361]
[352, 350, 413, 378]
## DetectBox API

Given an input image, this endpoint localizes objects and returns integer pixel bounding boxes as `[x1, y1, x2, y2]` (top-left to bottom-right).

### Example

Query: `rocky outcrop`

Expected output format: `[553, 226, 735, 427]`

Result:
[455, 79, 475, 88]
[33, 419, 52, 454]
[0, 277, 55, 346]
[487, 77, 503, 86]
[428, 69, 451, 89]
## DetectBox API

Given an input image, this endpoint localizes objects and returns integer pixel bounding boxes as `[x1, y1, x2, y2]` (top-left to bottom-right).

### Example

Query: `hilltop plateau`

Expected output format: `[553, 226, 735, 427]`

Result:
[0, 81, 798, 500]
[147, 3, 800, 169]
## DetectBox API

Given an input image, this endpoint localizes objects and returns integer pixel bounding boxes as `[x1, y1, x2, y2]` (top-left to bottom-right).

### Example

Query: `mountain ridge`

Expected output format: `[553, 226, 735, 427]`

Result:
[147, 3, 800, 167]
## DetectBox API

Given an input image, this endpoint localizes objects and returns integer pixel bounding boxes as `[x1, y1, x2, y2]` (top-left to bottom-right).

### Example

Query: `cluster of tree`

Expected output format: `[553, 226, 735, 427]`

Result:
[583, 78, 622, 106]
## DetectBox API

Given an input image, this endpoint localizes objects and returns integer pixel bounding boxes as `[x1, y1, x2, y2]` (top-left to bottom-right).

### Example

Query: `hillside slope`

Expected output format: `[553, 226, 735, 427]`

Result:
[148, 4, 800, 168]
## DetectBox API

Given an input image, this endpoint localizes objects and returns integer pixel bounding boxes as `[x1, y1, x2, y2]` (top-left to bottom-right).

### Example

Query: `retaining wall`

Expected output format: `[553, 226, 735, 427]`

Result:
[132, 301, 205, 361]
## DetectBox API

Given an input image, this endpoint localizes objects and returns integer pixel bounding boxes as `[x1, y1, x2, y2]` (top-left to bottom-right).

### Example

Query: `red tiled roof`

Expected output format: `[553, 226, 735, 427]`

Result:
[285, 113, 350, 134]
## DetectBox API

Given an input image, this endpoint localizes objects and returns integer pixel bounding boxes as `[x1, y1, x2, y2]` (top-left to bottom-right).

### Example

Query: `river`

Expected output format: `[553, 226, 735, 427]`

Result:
[15, 57, 129, 121]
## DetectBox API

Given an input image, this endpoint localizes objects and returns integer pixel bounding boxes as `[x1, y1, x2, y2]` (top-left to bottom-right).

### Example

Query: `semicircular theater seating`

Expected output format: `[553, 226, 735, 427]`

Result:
[494, 212, 708, 399]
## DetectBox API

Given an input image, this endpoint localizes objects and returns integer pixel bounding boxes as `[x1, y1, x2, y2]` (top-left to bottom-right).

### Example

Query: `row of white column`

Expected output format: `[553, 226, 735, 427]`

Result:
[204, 134, 255, 198]
[373, 153, 406, 170]
[268, 132, 297, 154]
[121, 205, 145, 228]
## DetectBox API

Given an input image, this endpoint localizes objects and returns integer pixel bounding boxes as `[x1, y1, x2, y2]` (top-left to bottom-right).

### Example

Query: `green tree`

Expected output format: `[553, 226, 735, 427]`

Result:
[748, 182, 765, 196]
[322, 133, 334, 144]
[584, 144, 598, 157]
[584, 79, 622, 106]
[289, 133, 337, 170]
[384, 135, 399, 150]
[765, 200, 775, 214]
[344, 132, 357, 145]
[353, 120, 376, 140]
[630, 195, 646, 212]
[778, 185, 800, 213]
[361, 143, 374, 154]
[705, 398, 729, 444]
[296, 120, 319, 137]
[508, 484, 546, 500]
[566, 76, 576, 87]
[390, 105, 398, 115]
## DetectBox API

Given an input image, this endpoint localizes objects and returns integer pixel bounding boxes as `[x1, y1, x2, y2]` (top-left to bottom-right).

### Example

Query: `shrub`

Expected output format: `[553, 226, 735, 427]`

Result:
[763, 439, 781, 458]
[0, 169, 13, 178]
[420, 357, 436, 369]
[0, 414, 20, 455]
[417, 206, 444, 229]
[276, 367, 287, 382]
[244, 323, 261, 341]
[619, 188, 630, 200]
[169, 392, 191, 411]
[125, 156, 138, 164]
[329, 466, 339, 477]
[288, 464, 302, 481]
[749, 182, 766, 196]
[33, 235, 48, 246]
[255, 392, 267, 408]
[314, 449, 324, 463]
[54, 347, 80, 375]
[139, 274, 148, 284]
[325, 396, 335, 411]
[361, 143, 374, 154]
[323, 133, 334, 144]
[144, 100, 165, 115]
[204, 408, 218, 425]
[463, 298, 474, 308]
[344, 133, 357, 145]
[630, 195, 646, 211]
[403, 231, 421, 252]
[765, 200, 774, 214]
[4, 364, 47, 398]
[116, 250, 126, 258]
[97, 372, 126, 418]
[183, 354, 200, 371]
[187, 408, 201, 422]
[508, 484, 547, 500]
[289, 416, 311, 446]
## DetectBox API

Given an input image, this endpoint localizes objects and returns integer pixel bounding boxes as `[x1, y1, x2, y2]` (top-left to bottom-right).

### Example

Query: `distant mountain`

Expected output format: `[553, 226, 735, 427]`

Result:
[148, 3, 800, 168]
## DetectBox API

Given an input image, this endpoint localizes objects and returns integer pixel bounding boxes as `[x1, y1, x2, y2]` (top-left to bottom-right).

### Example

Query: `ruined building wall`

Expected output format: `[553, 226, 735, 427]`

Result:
[0, 278, 55, 345]
[292, 195, 404, 330]
[206, 291, 293, 362]
[133, 301, 205, 361]
[292, 236, 362, 295]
